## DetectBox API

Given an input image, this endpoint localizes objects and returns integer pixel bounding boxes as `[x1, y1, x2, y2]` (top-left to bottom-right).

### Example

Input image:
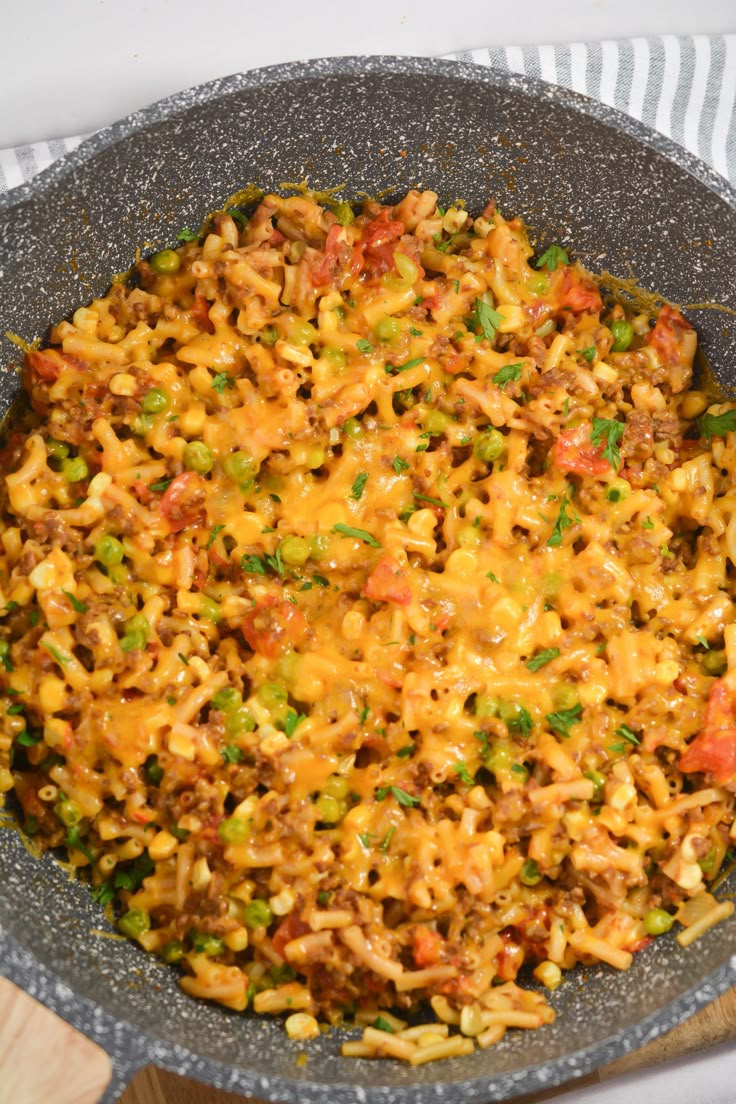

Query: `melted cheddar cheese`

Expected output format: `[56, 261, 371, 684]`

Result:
[1, 188, 734, 1058]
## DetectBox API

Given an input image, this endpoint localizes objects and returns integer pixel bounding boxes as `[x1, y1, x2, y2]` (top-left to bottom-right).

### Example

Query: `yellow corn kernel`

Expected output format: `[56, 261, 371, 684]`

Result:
[495, 304, 526, 333]
[224, 927, 249, 952]
[444, 549, 477, 578]
[38, 677, 67, 714]
[460, 1004, 484, 1037]
[533, 960, 562, 990]
[109, 372, 137, 396]
[190, 856, 212, 891]
[285, 1013, 320, 1041]
[148, 830, 178, 861]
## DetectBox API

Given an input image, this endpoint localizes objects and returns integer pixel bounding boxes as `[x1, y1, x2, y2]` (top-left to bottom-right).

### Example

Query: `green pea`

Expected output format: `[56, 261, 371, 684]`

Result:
[342, 417, 362, 439]
[424, 409, 450, 436]
[150, 249, 181, 276]
[212, 688, 242, 713]
[552, 683, 579, 711]
[583, 769, 606, 803]
[609, 319, 634, 353]
[94, 535, 124, 567]
[226, 706, 256, 736]
[145, 755, 164, 785]
[520, 859, 542, 886]
[485, 739, 513, 776]
[46, 438, 69, 460]
[701, 649, 727, 676]
[321, 347, 347, 370]
[141, 388, 169, 413]
[120, 613, 149, 652]
[473, 428, 505, 464]
[258, 682, 288, 710]
[199, 596, 221, 623]
[223, 450, 258, 484]
[131, 414, 154, 437]
[475, 695, 500, 719]
[323, 774, 350, 800]
[289, 318, 317, 346]
[260, 327, 279, 347]
[374, 316, 401, 343]
[310, 534, 329, 559]
[218, 816, 250, 844]
[191, 931, 224, 956]
[119, 909, 151, 938]
[280, 535, 311, 566]
[276, 650, 299, 682]
[394, 252, 420, 285]
[62, 456, 89, 483]
[333, 202, 354, 226]
[161, 939, 185, 964]
[643, 908, 674, 936]
[243, 899, 272, 929]
[497, 701, 525, 730]
[54, 799, 82, 828]
[315, 793, 342, 824]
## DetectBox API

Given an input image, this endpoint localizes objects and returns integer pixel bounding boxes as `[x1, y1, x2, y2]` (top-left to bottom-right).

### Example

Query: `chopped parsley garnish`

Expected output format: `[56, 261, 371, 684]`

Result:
[385, 357, 425, 375]
[616, 723, 641, 746]
[221, 745, 243, 764]
[412, 492, 448, 509]
[313, 574, 329, 587]
[699, 408, 736, 439]
[62, 591, 88, 613]
[7, 703, 24, 715]
[43, 641, 70, 667]
[486, 571, 499, 583]
[358, 707, 369, 724]
[206, 524, 225, 549]
[546, 703, 582, 738]
[492, 363, 522, 391]
[590, 417, 624, 470]
[65, 826, 95, 862]
[392, 456, 410, 474]
[641, 516, 654, 530]
[375, 785, 420, 807]
[240, 548, 285, 576]
[373, 1016, 394, 1033]
[112, 854, 154, 892]
[578, 346, 596, 362]
[16, 730, 41, 747]
[149, 478, 173, 492]
[211, 372, 234, 393]
[471, 299, 504, 341]
[356, 339, 373, 354]
[526, 647, 561, 672]
[284, 708, 307, 738]
[453, 762, 475, 787]
[351, 472, 369, 500]
[176, 227, 198, 242]
[547, 485, 578, 547]
[409, 326, 423, 337]
[228, 209, 247, 228]
[178, 652, 190, 666]
[332, 523, 381, 548]
[516, 706, 534, 737]
[396, 744, 415, 758]
[695, 634, 710, 650]
[536, 244, 569, 271]
[379, 827, 396, 853]
[358, 832, 376, 848]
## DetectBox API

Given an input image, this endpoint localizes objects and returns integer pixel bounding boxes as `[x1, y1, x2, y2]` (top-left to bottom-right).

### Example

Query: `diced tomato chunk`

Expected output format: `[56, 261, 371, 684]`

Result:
[190, 293, 215, 333]
[646, 304, 695, 366]
[356, 210, 406, 278]
[242, 598, 307, 658]
[554, 423, 611, 477]
[680, 678, 736, 784]
[363, 555, 412, 605]
[555, 268, 602, 314]
[412, 926, 444, 967]
[159, 472, 206, 532]
[272, 914, 310, 956]
[310, 223, 346, 286]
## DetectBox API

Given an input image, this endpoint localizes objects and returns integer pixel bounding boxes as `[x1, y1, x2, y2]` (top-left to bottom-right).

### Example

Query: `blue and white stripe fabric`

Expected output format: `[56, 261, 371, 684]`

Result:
[1, 36, 734, 194]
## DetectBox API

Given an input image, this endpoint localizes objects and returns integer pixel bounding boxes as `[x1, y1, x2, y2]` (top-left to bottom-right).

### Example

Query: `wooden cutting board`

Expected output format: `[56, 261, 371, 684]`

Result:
[1, 978, 735, 1104]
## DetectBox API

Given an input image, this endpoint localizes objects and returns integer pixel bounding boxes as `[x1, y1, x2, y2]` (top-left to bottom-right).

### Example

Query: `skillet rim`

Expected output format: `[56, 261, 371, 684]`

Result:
[1, 52, 735, 1104]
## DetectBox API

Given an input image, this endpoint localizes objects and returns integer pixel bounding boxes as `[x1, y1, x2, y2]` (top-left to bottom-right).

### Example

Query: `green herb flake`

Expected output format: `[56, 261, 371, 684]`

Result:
[43, 641, 70, 667]
[7, 703, 24, 715]
[547, 485, 578, 547]
[351, 472, 369, 500]
[536, 244, 569, 271]
[486, 571, 499, 583]
[62, 591, 88, 613]
[379, 827, 396, 854]
[695, 634, 710, 650]
[392, 456, 409, 474]
[178, 652, 190, 666]
[16, 730, 41, 747]
[356, 339, 373, 354]
[65, 825, 95, 862]
[373, 1015, 394, 1033]
[149, 478, 173, 493]
[176, 227, 198, 242]
[493, 363, 522, 391]
[471, 298, 505, 341]
[284, 708, 307, 739]
[412, 492, 448, 509]
[616, 723, 641, 746]
[332, 523, 381, 548]
[386, 357, 425, 375]
[211, 372, 233, 393]
[642, 516, 655, 530]
[590, 417, 624, 470]
[205, 524, 225, 550]
[526, 647, 561, 672]
[546, 703, 582, 738]
[396, 744, 415, 758]
[221, 745, 243, 764]
[313, 574, 329, 588]
[453, 762, 475, 787]
[699, 408, 736, 440]
[375, 785, 420, 807]
[578, 346, 596, 362]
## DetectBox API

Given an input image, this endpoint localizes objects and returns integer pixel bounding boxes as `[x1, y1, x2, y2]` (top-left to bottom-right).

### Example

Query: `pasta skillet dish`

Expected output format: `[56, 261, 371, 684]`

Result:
[0, 188, 734, 1063]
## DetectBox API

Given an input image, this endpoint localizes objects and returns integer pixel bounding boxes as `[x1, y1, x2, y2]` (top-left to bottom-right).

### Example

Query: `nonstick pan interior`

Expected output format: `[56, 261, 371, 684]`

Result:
[1, 56, 735, 1104]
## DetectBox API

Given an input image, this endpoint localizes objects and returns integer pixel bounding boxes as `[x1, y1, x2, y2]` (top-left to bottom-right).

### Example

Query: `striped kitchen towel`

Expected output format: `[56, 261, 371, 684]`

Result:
[0, 34, 734, 195]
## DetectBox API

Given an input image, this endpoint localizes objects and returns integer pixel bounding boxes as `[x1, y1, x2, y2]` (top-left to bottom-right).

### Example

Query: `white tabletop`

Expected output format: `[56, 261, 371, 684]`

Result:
[2, 0, 735, 147]
[3, 2, 736, 1102]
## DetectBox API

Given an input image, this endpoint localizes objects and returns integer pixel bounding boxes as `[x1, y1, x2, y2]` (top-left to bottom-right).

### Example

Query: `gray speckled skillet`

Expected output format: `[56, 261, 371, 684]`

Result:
[0, 55, 735, 1104]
